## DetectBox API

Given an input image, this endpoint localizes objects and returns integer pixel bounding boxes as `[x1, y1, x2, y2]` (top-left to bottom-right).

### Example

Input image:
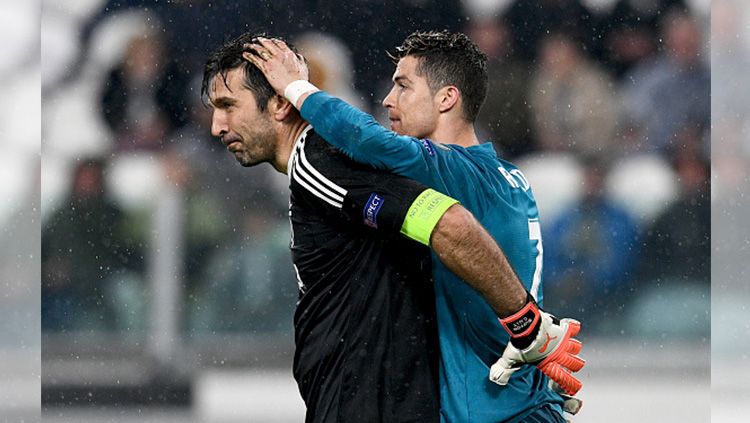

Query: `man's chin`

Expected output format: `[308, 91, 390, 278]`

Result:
[233, 152, 253, 167]
[238, 157, 256, 167]
[238, 155, 265, 168]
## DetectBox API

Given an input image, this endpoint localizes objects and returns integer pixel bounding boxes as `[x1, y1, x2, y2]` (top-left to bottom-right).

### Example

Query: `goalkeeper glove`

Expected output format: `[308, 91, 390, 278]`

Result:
[489, 294, 585, 396]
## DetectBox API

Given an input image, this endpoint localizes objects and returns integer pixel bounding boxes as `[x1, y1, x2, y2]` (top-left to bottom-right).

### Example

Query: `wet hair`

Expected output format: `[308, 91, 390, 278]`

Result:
[201, 32, 296, 111]
[389, 30, 488, 122]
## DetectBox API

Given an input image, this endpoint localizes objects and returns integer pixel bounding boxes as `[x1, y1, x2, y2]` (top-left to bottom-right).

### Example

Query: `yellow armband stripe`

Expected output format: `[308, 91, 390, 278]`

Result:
[400, 188, 459, 246]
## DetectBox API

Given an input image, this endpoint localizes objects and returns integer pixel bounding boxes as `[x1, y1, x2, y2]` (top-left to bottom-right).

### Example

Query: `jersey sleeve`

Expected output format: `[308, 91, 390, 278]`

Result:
[290, 133, 457, 245]
[299, 91, 432, 180]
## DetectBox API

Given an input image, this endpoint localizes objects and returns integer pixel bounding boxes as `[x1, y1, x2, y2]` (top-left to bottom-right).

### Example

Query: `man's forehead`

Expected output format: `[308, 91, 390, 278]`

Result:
[211, 68, 241, 90]
[393, 56, 421, 80]
[208, 67, 246, 102]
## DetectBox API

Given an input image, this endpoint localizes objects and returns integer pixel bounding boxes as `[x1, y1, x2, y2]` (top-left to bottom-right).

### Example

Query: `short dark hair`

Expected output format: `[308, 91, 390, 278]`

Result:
[390, 30, 488, 122]
[201, 32, 294, 111]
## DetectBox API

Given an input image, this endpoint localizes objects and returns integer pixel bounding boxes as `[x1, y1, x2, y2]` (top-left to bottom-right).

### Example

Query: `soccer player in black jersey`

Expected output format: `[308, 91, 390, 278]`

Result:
[202, 33, 573, 423]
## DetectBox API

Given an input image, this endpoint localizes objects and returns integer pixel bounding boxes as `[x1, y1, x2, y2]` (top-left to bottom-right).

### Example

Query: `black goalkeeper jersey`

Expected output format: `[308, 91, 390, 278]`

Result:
[287, 127, 440, 423]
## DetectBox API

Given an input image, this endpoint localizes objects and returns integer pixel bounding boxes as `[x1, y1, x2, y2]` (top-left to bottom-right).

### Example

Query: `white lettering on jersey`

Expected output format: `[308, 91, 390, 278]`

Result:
[528, 219, 543, 300]
[498, 166, 531, 192]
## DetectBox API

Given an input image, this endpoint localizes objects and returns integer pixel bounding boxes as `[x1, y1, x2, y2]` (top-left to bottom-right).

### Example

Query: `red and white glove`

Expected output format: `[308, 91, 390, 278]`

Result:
[489, 296, 585, 396]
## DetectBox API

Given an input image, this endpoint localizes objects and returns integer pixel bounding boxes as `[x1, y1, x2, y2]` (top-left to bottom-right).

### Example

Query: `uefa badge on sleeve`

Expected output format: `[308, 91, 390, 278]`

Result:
[363, 193, 384, 228]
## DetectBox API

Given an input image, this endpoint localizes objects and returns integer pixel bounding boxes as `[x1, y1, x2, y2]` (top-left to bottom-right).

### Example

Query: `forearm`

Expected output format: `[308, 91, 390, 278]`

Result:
[299, 91, 423, 173]
[294, 90, 315, 110]
[430, 204, 527, 317]
[299, 91, 392, 167]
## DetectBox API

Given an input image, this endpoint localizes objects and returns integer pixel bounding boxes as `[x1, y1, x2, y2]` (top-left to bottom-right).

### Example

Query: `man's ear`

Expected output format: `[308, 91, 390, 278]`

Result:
[269, 94, 295, 121]
[436, 86, 460, 113]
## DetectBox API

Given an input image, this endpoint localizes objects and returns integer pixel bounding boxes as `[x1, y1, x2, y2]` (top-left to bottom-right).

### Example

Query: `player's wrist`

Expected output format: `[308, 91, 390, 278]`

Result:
[284, 80, 319, 108]
[499, 292, 541, 350]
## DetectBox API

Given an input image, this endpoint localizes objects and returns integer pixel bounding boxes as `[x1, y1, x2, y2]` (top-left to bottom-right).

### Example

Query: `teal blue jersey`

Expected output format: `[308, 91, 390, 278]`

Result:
[300, 92, 564, 422]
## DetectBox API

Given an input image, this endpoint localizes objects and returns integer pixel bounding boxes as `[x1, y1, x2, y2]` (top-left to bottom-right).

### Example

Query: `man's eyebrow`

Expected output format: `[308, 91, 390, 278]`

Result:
[394, 75, 410, 84]
[210, 97, 237, 108]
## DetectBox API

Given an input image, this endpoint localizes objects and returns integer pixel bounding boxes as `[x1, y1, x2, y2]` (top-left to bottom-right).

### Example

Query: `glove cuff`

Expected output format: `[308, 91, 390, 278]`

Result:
[499, 292, 541, 350]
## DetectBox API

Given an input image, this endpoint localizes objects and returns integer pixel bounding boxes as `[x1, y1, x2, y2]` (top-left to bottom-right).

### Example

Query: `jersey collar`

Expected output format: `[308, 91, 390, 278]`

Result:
[469, 141, 499, 158]
[287, 124, 313, 178]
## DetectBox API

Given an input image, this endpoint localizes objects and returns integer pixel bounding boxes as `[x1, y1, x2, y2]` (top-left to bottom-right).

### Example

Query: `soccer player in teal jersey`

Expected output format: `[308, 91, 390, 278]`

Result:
[248, 32, 585, 422]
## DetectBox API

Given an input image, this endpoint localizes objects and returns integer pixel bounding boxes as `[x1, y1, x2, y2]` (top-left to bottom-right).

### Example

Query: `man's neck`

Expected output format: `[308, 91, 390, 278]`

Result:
[273, 119, 310, 174]
[429, 121, 481, 148]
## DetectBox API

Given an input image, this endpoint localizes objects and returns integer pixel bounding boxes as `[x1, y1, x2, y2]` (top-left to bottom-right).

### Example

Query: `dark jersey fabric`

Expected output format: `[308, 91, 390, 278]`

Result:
[288, 128, 440, 423]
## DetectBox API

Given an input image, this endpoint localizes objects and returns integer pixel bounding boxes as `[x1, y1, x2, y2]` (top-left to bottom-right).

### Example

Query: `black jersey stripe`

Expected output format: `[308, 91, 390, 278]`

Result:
[299, 145, 347, 197]
[291, 140, 348, 208]
[294, 158, 345, 203]
[292, 154, 344, 208]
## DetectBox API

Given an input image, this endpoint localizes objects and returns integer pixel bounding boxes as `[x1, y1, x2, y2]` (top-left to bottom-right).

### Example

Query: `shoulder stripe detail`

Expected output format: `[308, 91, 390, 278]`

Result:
[299, 146, 347, 196]
[295, 156, 345, 202]
[291, 141, 348, 208]
[292, 157, 344, 208]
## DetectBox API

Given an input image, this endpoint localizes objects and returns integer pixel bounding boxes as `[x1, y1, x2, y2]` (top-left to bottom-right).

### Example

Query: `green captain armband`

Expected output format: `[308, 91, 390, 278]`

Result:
[400, 189, 459, 246]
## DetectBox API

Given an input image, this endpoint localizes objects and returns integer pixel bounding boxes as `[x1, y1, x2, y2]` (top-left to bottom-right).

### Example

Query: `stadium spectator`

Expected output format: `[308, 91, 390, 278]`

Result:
[188, 208, 296, 334]
[543, 156, 640, 331]
[468, 16, 534, 158]
[505, 0, 595, 63]
[529, 30, 617, 158]
[42, 158, 144, 331]
[293, 31, 368, 113]
[597, 0, 688, 78]
[638, 132, 710, 284]
[619, 8, 709, 155]
[81, 1, 257, 77]
[101, 30, 187, 151]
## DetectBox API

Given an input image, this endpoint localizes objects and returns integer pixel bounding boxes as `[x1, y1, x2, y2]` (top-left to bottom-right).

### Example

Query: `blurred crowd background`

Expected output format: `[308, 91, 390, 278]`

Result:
[0, 0, 739, 420]
[39, 0, 712, 343]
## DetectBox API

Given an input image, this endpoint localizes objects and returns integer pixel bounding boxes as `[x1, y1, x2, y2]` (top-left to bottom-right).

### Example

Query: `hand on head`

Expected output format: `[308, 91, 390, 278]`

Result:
[242, 37, 309, 95]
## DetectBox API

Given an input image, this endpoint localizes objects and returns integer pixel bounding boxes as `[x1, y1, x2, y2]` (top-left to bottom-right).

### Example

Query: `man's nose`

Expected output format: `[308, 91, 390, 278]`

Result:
[382, 87, 396, 109]
[211, 112, 227, 138]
